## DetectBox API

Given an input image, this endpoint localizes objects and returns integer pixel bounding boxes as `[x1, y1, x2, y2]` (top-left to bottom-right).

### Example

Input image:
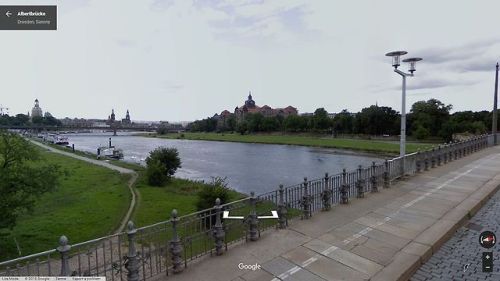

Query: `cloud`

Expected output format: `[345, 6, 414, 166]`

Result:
[416, 38, 500, 65]
[405, 77, 477, 90]
[115, 39, 137, 48]
[455, 57, 498, 73]
[191, 0, 316, 45]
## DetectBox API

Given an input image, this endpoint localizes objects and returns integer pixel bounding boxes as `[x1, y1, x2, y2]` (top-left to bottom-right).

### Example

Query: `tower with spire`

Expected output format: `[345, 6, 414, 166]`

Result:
[31, 99, 43, 119]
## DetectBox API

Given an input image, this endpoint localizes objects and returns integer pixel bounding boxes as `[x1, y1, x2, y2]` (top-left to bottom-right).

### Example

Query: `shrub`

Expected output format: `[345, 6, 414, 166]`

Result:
[414, 125, 430, 140]
[145, 147, 181, 186]
[196, 177, 231, 211]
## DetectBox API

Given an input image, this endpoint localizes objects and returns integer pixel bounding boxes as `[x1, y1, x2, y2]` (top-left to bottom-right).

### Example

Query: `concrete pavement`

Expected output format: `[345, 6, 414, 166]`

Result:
[411, 184, 500, 280]
[157, 145, 500, 281]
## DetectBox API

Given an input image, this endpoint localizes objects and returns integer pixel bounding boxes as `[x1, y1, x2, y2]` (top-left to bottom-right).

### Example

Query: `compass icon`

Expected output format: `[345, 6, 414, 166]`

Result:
[479, 231, 496, 249]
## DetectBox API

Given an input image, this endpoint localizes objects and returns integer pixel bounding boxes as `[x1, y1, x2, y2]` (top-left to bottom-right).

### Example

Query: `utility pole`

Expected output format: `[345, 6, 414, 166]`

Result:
[493, 62, 499, 145]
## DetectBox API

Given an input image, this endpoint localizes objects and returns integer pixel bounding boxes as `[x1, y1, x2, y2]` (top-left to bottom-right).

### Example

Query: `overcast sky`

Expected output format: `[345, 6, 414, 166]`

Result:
[1, 0, 499, 121]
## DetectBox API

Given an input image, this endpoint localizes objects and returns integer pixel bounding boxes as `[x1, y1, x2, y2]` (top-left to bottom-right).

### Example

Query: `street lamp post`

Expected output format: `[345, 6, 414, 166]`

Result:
[385, 51, 422, 174]
[493, 62, 498, 145]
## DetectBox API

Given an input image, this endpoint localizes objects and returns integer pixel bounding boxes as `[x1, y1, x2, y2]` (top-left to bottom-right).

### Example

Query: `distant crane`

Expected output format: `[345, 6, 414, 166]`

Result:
[0, 105, 9, 116]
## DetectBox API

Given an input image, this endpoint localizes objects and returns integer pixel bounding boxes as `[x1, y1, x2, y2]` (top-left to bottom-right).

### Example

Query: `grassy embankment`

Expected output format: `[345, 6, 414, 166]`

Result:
[0, 148, 131, 261]
[144, 132, 435, 155]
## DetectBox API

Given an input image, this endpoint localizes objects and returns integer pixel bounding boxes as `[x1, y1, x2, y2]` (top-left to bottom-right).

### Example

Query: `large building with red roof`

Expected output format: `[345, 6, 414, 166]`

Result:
[231, 92, 298, 120]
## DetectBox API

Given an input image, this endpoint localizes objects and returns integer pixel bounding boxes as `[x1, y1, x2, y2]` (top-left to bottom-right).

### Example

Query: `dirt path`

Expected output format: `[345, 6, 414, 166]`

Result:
[30, 140, 139, 234]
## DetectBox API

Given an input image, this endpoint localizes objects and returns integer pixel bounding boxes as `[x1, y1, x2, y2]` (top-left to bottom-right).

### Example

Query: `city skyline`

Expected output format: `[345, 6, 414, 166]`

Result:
[1, 0, 500, 121]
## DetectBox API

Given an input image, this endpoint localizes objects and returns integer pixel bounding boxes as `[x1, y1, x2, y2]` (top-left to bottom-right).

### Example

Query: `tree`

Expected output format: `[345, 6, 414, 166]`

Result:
[355, 105, 399, 135]
[313, 108, 331, 131]
[333, 110, 354, 135]
[409, 99, 452, 137]
[0, 131, 61, 229]
[145, 147, 181, 186]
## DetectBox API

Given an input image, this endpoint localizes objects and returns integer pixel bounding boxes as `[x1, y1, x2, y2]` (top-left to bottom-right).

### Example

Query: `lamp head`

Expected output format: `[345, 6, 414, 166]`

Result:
[402, 57, 422, 74]
[385, 51, 408, 69]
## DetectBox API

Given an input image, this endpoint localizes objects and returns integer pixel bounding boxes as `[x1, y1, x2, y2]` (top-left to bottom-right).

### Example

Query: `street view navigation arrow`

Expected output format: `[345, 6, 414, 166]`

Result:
[5, 11, 11, 17]
[223, 210, 278, 220]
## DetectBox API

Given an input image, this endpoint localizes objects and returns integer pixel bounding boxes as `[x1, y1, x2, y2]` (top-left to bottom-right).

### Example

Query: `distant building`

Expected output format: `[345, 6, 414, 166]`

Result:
[122, 110, 131, 124]
[231, 92, 298, 120]
[31, 99, 43, 118]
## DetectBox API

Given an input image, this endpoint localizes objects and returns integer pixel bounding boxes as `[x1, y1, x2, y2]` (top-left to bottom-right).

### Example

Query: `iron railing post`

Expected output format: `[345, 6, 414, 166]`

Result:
[169, 210, 183, 273]
[340, 169, 349, 204]
[371, 162, 378, 192]
[356, 165, 364, 198]
[300, 178, 312, 219]
[57, 235, 71, 276]
[384, 160, 390, 188]
[212, 198, 225, 256]
[278, 185, 287, 228]
[321, 173, 332, 211]
[247, 192, 259, 241]
[125, 221, 140, 281]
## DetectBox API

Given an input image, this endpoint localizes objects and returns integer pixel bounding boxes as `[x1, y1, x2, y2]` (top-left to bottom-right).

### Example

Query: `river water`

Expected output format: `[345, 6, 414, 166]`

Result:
[65, 133, 381, 195]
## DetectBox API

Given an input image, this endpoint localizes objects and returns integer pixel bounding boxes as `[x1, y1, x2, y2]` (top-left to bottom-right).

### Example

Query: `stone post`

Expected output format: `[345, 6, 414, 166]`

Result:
[340, 169, 349, 204]
[125, 221, 140, 281]
[321, 173, 332, 211]
[277, 185, 287, 229]
[57, 235, 71, 276]
[212, 198, 225, 256]
[371, 162, 378, 192]
[384, 159, 390, 188]
[169, 210, 184, 273]
[301, 178, 312, 219]
[356, 165, 365, 198]
[247, 192, 259, 241]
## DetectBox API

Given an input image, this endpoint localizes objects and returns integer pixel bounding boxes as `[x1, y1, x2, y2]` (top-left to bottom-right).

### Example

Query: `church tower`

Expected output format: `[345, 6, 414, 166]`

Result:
[31, 99, 43, 118]
[110, 109, 115, 122]
[245, 91, 256, 108]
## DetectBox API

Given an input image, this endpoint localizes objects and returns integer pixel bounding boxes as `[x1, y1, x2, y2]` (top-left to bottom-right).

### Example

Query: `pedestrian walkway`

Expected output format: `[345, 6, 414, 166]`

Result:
[411, 184, 500, 280]
[157, 145, 500, 281]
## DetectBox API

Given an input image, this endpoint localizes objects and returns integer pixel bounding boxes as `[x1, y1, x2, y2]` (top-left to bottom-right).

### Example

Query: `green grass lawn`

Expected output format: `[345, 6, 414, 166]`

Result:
[146, 132, 435, 155]
[0, 149, 131, 261]
[132, 174, 244, 226]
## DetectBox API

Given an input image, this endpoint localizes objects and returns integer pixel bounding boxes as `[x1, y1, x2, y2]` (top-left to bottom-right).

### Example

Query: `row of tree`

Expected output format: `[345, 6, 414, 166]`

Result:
[189, 99, 495, 141]
[0, 113, 62, 127]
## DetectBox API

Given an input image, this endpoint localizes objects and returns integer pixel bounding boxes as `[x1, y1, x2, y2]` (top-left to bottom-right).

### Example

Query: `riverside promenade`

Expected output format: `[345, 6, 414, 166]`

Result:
[161, 145, 500, 281]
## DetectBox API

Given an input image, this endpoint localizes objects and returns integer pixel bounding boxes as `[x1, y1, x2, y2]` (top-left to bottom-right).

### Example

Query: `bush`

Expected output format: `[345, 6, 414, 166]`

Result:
[145, 147, 181, 186]
[414, 125, 430, 140]
[196, 177, 231, 211]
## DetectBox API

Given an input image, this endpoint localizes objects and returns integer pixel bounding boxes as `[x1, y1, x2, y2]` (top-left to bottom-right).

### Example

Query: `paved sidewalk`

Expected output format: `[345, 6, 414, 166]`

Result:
[156, 145, 500, 281]
[411, 186, 500, 280]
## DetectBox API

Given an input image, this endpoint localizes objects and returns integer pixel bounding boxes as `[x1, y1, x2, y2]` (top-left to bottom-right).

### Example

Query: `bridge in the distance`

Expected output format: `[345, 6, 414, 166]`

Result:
[1, 124, 183, 133]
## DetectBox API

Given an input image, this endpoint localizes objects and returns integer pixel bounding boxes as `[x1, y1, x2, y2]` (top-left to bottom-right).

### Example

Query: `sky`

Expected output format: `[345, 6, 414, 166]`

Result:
[1, 0, 499, 122]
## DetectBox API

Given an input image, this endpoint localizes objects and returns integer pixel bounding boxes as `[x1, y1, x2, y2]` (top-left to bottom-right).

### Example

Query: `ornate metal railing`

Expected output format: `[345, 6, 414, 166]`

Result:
[0, 134, 491, 280]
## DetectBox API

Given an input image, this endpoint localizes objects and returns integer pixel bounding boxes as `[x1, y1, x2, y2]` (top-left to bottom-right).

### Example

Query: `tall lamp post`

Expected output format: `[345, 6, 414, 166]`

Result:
[385, 51, 422, 173]
[493, 62, 498, 145]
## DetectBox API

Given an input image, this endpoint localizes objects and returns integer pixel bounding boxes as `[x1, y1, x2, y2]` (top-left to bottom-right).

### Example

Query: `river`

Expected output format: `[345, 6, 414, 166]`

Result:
[64, 133, 381, 195]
